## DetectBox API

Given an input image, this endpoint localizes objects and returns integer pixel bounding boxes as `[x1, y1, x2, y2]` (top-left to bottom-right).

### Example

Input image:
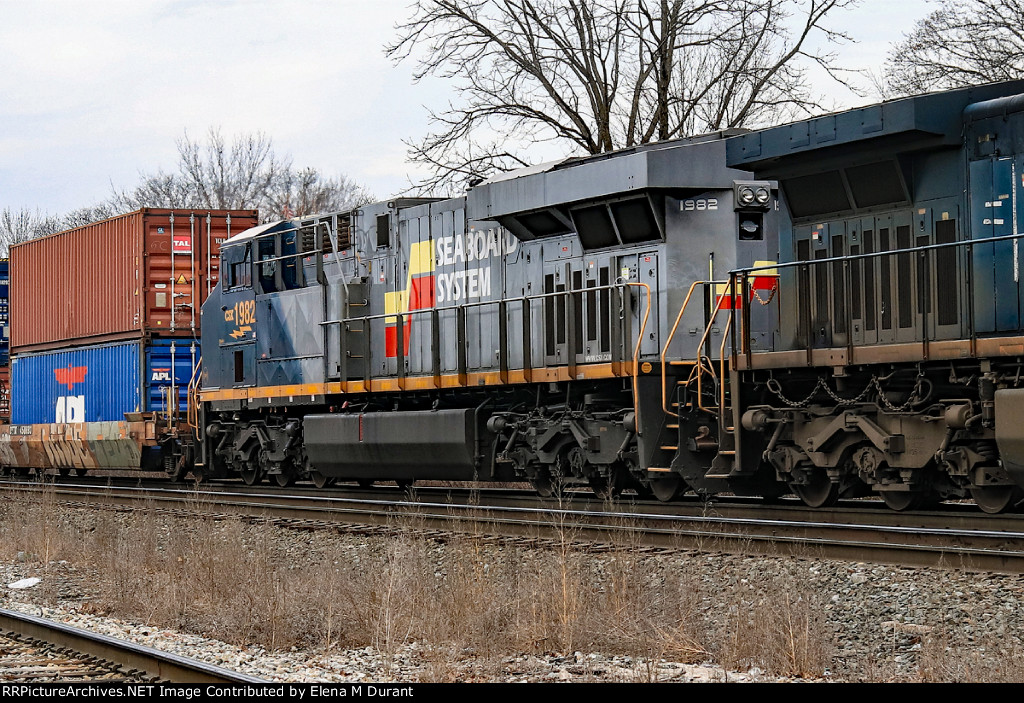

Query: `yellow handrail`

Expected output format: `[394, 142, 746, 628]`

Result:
[185, 356, 203, 430]
[696, 281, 732, 415]
[659, 280, 705, 418]
[719, 305, 735, 432]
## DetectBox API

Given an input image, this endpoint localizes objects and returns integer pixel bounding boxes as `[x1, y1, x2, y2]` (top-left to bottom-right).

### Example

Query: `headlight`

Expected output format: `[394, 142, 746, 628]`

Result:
[733, 181, 773, 211]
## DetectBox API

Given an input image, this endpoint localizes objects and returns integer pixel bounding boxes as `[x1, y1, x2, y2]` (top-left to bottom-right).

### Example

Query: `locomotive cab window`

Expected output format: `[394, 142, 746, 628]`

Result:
[225, 245, 252, 290]
[376, 214, 391, 248]
[258, 235, 280, 293]
[280, 229, 303, 290]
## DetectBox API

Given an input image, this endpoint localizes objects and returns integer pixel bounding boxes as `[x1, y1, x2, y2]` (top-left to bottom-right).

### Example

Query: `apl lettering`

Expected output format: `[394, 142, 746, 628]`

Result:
[54, 365, 87, 423]
[55, 396, 85, 423]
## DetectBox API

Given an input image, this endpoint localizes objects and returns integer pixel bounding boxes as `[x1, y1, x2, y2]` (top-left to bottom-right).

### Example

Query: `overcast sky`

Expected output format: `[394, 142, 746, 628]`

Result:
[1, 0, 931, 215]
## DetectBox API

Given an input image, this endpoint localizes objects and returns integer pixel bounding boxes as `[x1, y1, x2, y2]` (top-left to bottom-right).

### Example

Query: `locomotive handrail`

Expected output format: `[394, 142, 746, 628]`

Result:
[695, 280, 734, 417]
[236, 220, 335, 258]
[185, 356, 203, 431]
[321, 281, 643, 381]
[725, 228, 1024, 360]
[319, 280, 651, 423]
[320, 280, 637, 324]
[625, 281, 652, 435]
[241, 219, 331, 244]
[160, 385, 175, 427]
[734, 271, 769, 370]
[719, 304, 736, 435]
[726, 230, 1024, 276]
[659, 279, 728, 418]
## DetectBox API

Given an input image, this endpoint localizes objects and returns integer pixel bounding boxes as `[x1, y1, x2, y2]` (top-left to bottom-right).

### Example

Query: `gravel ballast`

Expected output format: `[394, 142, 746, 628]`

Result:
[0, 503, 1021, 683]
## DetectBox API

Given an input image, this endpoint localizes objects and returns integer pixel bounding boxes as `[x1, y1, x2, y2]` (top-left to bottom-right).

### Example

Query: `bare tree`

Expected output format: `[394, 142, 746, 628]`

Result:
[0, 205, 130, 253]
[884, 0, 1024, 97]
[265, 168, 375, 220]
[60, 204, 120, 230]
[3, 131, 372, 246]
[0, 208, 64, 254]
[389, 0, 857, 191]
[110, 128, 373, 222]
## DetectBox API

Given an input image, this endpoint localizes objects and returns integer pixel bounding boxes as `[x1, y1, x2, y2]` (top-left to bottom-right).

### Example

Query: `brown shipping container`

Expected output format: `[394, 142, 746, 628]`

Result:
[11, 208, 258, 352]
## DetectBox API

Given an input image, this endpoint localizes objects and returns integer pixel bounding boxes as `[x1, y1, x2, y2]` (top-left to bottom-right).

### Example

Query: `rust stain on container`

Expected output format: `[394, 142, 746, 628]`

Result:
[11, 208, 258, 352]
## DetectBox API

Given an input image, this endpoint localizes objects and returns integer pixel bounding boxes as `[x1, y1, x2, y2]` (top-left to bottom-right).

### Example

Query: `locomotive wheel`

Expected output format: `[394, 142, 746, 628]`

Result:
[650, 475, 685, 502]
[74, 469, 87, 477]
[240, 465, 263, 485]
[970, 486, 1022, 514]
[531, 476, 554, 498]
[589, 467, 627, 500]
[58, 468, 71, 478]
[396, 479, 414, 490]
[310, 471, 334, 489]
[589, 479, 620, 500]
[274, 469, 296, 488]
[880, 490, 928, 512]
[357, 479, 374, 489]
[790, 473, 840, 508]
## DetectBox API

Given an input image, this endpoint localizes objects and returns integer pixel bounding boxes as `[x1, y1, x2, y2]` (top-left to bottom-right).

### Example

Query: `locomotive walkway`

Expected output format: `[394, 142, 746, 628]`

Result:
[5, 479, 1024, 574]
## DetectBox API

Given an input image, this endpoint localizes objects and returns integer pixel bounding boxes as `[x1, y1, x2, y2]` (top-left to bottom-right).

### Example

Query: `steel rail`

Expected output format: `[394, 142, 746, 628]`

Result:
[7, 481, 1024, 574]
[0, 607, 266, 684]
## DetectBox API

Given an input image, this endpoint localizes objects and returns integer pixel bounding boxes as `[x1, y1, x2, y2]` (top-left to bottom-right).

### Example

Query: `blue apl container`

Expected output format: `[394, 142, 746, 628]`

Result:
[145, 338, 199, 415]
[10, 338, 198, 424]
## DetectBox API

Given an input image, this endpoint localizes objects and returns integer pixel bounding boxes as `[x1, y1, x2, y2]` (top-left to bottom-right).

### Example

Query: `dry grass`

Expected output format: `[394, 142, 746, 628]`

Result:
[915, 631, 1024, 683]
[0, 483, 838, 680]
[713, 578, 830, 678]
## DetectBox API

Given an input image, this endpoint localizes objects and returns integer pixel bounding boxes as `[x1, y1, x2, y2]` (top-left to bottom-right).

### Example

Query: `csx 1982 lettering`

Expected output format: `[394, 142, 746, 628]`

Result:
[225, 300, 256, 324]
[682, 198, 718, 211]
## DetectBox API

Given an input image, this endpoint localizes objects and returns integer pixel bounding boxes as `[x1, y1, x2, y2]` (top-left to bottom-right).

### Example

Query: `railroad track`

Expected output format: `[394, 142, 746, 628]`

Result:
[0, 607, 265, 683]
[4, 479, 1024, 573]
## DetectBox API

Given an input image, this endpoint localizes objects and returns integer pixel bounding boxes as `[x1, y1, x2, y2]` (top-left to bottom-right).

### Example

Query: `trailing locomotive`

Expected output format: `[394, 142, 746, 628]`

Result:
[719, 80, 1024, 512]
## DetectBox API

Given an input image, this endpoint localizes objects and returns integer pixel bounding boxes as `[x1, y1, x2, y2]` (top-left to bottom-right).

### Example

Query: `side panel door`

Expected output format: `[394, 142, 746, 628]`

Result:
[970, 158, 997, 334]
[541, 238, 578, 368]
[636, 251, 660, 359]
[930, 203, 963, 341]
[992, 157, 1018, 332]
[848, 218, 866, 346]
[892, 210, 917, 344]
[875, 214, 895, 345]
